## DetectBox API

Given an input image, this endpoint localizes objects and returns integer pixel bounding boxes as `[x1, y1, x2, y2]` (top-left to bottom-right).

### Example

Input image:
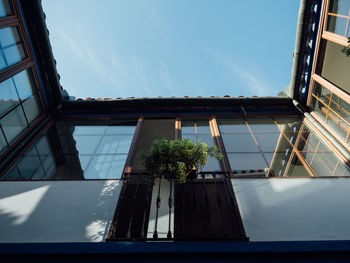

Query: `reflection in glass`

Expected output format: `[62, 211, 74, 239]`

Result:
[327, 15, 348, 36]
[2, 120, 137, 180]
[247, 117, 280, 133]
[22, 94, 42, 124]
[216, 118, 248, 133]
[219, 117, 350, 177]
[0, 27, 26, 70]
[320, 40, 350, 92]
[0, 0, 12, 17]
[0, 77, 20, 115]
[221, 133, 258, 152]
[13, 70, 38, 99]
[0, 129, 7, 152]
[0, 105, 27, 143]
[84, 155, 126, 179]
[310, 81, 350, 145]
[286, 155, 310, 177]
[227, 153, 267, 171]
[327, 0, 350, 36]
[181, 119, 220, 171]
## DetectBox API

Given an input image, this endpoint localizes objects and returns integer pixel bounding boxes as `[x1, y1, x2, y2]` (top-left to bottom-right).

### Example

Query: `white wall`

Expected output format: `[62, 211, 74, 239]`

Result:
[232, 178, 350, 241]
[147, 178, 174, 239]
[0, 180, 122, 243]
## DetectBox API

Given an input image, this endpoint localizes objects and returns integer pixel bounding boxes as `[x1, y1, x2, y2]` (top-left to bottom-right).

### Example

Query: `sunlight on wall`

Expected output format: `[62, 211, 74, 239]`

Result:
[0, 185, 50, 225]
[85, 180, 122, 241]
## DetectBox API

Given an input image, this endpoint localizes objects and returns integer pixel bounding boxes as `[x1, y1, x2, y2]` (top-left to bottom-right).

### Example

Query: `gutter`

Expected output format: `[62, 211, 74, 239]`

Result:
[289, 0, 307, 99]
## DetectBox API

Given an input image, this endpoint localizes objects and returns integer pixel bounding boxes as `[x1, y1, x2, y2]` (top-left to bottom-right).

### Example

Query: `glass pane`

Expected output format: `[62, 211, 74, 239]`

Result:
[286, 155, 311, 177]
[254, 133, 286, 152]
[196, 120, 211, 134]
[74, 135, 101, 154]
[22, 94, 42, 124]
[42, 154, 56, 178]
[0, 105, 27, 143]
[217, 118, 248, 133]
[96, 135, 133, 154]
[3, 167, 22, 180]
[84, 154, 127, 179]
[181, 120, 195, 134]
[0, 0, 12, 17]
[221, 133, 259, 152]
[13, 70, 38, 100]
[16, 147, 45, 180]
[0, 27, 26, 70]
[269, 152, 293, 177]
[310, 81, 350, 146]
[303, 152, 336, 176]
[0, 77, 19, 115]
[329, 0, 350, 16]
[0, 128, 7, 152]
[182, 119, 211, 134]
[105, 125, 135, 135]
[202, 155, 221, 172]
[247, 117, 279, 133]
[35, 136, 51, 159]
[74, 126, 106, 135]
[321, 40, 350, 93]
[274, 117, 303, 132]
[228, 153, 268, 171]
[327, 15, 348, 36]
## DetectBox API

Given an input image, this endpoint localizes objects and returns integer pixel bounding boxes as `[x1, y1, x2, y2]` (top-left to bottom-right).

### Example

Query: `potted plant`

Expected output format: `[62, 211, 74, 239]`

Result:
[141, 138, 223, 184]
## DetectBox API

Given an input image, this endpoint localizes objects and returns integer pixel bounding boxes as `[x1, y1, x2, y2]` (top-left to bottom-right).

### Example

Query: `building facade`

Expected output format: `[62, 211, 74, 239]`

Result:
[1, 0, 350, 261]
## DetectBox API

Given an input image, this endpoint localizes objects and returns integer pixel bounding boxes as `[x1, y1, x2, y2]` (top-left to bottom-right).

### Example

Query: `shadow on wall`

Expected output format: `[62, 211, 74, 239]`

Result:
[232, 178, 350, 241]
[0, 180, 122, 243]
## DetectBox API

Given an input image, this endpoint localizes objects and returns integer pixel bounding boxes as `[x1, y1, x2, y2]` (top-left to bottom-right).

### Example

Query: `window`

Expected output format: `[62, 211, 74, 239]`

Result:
[181, 119, 221, 172]
[310, 79, 350, 146]
[326, 0, 350, 38]
[0, 26, 26, 70]
[307, 0, 350, 152]
[218, 116, 350, 177]
[0, 0, 45, 157]
[0, 69, 43, 147]
[0, 0, 12, 18]
[2, 120, 138, 180]
[319, 40, 350, 93]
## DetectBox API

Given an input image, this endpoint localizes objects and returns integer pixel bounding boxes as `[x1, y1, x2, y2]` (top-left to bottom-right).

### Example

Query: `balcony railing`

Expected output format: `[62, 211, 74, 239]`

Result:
[107, 172, 248, 241]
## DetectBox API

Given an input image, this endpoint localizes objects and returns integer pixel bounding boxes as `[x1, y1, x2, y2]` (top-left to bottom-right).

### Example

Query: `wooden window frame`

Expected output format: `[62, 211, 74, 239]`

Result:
[0, 0, 48, 162]
[322, 0, 350, 44]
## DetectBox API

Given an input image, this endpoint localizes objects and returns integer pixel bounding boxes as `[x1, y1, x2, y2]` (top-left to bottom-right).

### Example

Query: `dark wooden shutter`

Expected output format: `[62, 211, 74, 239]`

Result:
[174, 179, 248, 241]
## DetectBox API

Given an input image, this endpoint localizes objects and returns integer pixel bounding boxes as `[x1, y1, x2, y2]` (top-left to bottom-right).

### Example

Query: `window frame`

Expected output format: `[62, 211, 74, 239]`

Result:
[0, 0, 48, 161]
[307, 0, 350, 153]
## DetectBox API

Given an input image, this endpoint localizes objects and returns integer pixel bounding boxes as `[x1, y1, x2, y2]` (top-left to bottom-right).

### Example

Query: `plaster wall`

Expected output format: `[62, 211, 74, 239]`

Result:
[147, 178, 174, 239]
[0, 180, 122, 243]
[321, 40, 350, 93]
[232, 178, 350, 241]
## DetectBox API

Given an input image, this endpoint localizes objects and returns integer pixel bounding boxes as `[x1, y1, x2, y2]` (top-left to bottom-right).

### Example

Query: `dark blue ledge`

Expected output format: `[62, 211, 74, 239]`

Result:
[1, 240, 350, 254]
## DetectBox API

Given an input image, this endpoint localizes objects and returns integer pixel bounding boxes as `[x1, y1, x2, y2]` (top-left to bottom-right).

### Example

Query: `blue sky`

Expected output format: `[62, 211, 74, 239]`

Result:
[42, 0, 300, 99]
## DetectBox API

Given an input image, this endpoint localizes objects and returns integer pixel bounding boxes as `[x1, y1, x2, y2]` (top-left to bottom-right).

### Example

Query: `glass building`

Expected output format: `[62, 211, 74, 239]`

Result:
[1, 0, 350, 261]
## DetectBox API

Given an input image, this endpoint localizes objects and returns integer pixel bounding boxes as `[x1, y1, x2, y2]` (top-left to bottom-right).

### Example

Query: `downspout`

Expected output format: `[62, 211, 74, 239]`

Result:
[289, 0, 307, 99]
